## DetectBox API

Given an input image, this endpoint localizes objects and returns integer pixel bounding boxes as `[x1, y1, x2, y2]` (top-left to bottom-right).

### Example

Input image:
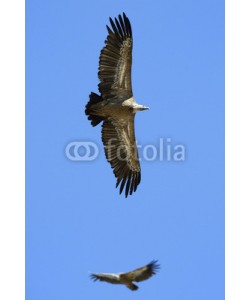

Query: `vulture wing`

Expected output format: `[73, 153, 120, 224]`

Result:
[90, 273, 121, 284]
[102, 115, 141, 197]
[98, 12, 133, 101]
[122, 260, 160, 282]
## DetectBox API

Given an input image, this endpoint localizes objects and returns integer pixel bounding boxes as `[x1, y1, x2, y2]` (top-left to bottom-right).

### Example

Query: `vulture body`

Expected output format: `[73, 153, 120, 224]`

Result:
[85, 13, 149, 197]
[90, 260, 160, 291]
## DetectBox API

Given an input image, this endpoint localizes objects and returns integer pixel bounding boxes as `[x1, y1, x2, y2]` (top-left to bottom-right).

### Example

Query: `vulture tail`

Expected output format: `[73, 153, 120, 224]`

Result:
[85, 92, 103, 127]
[127, 283, 139, 291]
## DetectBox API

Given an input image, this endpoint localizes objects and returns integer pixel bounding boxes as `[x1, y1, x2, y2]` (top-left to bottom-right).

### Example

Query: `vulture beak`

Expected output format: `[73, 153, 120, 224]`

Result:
[134, 105, 149, 112]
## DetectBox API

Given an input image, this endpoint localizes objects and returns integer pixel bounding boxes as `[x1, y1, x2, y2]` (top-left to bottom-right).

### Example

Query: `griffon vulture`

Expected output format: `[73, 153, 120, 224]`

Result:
[85, 13, 149, 197]
[90, 260, 160, 291]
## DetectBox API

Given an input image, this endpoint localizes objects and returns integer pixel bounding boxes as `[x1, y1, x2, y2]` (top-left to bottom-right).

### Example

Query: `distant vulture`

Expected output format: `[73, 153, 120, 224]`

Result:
[85, 13, 149, 197]
[90, 260, 160, 291]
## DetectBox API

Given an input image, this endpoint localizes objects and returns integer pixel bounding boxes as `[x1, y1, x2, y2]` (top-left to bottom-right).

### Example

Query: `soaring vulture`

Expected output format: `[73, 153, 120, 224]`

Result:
[90, 260, 160, 291]
[85, 13, 149, 197]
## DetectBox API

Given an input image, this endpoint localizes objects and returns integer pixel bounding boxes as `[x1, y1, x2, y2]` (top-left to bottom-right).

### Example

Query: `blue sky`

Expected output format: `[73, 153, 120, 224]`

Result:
[26, 0, 224, 299]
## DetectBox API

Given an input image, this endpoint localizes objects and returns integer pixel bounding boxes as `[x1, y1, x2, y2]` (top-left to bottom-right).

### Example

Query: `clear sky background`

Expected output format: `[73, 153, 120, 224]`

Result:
[26, 0, 224, 299]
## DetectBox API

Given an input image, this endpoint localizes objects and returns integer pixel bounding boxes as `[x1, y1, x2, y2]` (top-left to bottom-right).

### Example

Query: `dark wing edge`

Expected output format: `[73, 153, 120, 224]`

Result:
[102, 117, 141, 197]
[98, 12, 133, 100]
[127, 260, 160, 282]
[90, 273, 121, 284]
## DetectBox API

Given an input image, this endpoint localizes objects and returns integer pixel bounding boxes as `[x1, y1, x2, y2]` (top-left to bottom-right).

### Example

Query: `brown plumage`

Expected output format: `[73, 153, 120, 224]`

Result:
[98, 13, 133, 101]
[90, 260, 160, 291]
[85, 13, 149, 197]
